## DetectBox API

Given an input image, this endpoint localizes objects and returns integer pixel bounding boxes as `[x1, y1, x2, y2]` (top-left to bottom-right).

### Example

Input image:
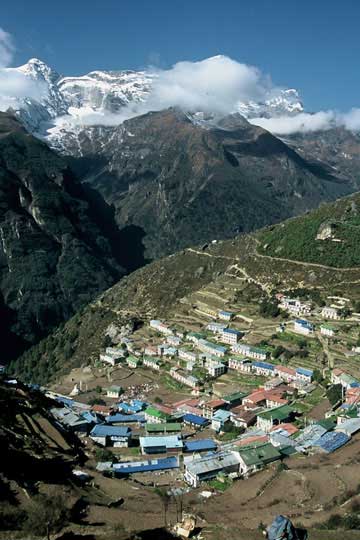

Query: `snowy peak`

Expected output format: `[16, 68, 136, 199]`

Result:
[2, 57, 304, 151]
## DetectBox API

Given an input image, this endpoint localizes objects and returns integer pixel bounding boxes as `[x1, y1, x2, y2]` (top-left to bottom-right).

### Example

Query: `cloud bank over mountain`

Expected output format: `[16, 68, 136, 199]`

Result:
[1, 27, 360, 135]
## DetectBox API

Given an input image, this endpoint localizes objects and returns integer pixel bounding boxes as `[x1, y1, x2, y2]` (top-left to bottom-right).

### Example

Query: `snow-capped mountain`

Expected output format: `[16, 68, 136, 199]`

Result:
[2, 58, 304, 153]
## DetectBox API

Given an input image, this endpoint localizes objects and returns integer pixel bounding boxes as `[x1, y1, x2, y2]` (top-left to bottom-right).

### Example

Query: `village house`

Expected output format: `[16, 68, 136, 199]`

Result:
[228, 357, 253, 372]
[345, 386, 360, 406]
[197, 339, 227, 357]
[90, 425, 131, 447]
[144, 345, 158, 356]
[149, 319, 173, 335]
[218, 310, 235, 321]
[186, 360, 196, 372]
[184, 451, 241, 487]
[207, 363, 226, 378]
[231, 407, 257, 428]
[237, 443, 281, 477]
[293, 319, 314, 335]
[139, 435, 183, 454]
[322, 306, 341, 320]
[275, 365, 296, 383]
[211, 409, 232, 431]
[167, 334, 182, 347]
[145, 406, 172, 424]
[320, 324, 337, 337]
[203, 399, 227, 419]
[158, 344, 178, 357]
[127, 356, 142, 369]
[206, 322, 228, 334]
[233, 344, 269, 361]
[221, 328, 243, 345]
[183, 413, 209, 429]
[264, 377, 284, 391]
[187, 332, 205, 344]
[169, 367, 201, 389]
[178, 349, 197, 362]
[143, 356, 161, 371]
[100, 347, 124, 366]
[265, 393, 289, 409]
[91, 404, 113, 416]
[331, 368, 359, 390]
[243, 390, 267, 409]
[256, 404, 295, 432]
[106, 385, 123, 399]
[222, 391, 246, 408]
[252, 361, 275, 377]
[296, 367, 313, 383]
[279, 297, 311, 316]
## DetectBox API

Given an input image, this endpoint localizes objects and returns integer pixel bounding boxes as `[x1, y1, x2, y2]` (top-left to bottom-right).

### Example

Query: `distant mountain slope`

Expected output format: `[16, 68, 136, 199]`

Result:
[12, 191, 360, 384]
[0, 112, 129, 362]
[68, 108, 354, 259]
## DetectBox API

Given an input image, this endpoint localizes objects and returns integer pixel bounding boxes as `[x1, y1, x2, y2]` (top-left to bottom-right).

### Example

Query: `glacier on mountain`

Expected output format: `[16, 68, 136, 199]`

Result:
[0, 57, 304, 152]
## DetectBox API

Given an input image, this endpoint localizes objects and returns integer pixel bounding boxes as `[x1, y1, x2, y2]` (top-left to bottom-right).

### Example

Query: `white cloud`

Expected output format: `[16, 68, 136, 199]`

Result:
[61, 55, 284, 128]
[0, 27, 14, 68]
[0, 29, 47, 113]
[250, 111, 337, 135]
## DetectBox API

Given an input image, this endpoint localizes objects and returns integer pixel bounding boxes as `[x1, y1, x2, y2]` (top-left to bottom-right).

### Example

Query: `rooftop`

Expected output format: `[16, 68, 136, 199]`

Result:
[257, 404, 294, 422]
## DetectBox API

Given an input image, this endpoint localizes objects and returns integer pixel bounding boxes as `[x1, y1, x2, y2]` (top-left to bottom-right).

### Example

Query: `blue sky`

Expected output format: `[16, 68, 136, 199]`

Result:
[2, 0, 359, 111]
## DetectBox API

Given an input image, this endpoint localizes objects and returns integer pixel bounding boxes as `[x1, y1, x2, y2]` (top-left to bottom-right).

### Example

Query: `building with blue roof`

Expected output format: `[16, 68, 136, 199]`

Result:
[313, 431, 350, 453]
[221, 328, 243, 345]
[139, 435, 183, 454]
[211, 410, 232, 432]
[296, 367, 314, 382]
[183, 413, 209, 428]
[113, 456, 179, 476]
[294, 319, 314, 335]
[90, 425, 132, 447]
[218, 310, 235, 321]
[252, 361, 274, 376]
[184, 439, 217, 453]
[197, 339, 227, 357]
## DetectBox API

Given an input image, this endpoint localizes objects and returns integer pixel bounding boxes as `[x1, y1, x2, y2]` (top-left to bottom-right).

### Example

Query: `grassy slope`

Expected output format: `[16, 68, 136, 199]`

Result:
[257, 192, 360, 267]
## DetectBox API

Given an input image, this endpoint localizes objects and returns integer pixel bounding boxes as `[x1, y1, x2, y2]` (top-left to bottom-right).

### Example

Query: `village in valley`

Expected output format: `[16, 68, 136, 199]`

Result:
[22, 268, 360, 510]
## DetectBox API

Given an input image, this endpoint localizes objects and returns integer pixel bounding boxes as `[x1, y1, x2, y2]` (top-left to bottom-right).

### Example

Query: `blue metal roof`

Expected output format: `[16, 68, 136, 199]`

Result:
[295, 319, 314, 328]
[90, 425, 131, 437]
[82, 411, 102, 424]
[55, 396, 74, 408]
[223, 328, 242, 335]
[313, 431, 350, 453]
[139, 435, 183, 449]
[184, 439, 217, 452]
[296, 367, 313, 377]
[105, 413, 145, 423]
[219, 311, 233, 316]
[113, 456, 179, 475]
[252, 361, 274, 370]
[183, 413, 209, 426]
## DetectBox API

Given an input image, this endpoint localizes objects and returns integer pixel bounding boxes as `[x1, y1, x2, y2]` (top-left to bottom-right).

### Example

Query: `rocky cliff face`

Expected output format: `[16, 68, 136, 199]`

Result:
[0, 112, 128, 362]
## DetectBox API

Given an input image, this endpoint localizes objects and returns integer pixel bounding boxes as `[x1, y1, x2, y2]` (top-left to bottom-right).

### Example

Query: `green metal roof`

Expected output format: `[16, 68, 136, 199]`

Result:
[316, 418, 336, 432]
[238, 443, 281, 466]
[222, 391, 246, 403]
[257, 405, 294, 422]
[145, 406, 170, 420]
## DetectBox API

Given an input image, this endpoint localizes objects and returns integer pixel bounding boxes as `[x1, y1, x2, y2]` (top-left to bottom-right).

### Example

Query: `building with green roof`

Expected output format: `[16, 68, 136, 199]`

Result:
[256, 405, 295, 432]
[237, 443, 281, 476]
[145, 406, 172, 424]
[145, 423, 182, 434]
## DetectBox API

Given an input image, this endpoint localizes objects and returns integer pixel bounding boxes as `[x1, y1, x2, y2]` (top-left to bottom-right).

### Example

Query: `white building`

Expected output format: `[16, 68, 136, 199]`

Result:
[232, 344, 268, 361]
[206, 322, 227, 334]
[178, 349, 197, 362]
[170, 367, 200, 389]
[221, 328, 242, 345]
[207, 363, 226, 378]
[218, 310, 234, 321]
[321, 307, 340, 320]
[197, 339, 227, 358]
[228, 357, 252, 372]
[143, 357, 161, 371]
[149, 319, 173, 335]
[279, 297, 311, 316]
[293, 319, 314, 335]
[320, 324, 336, 337]
[106, 385, 123, 399]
